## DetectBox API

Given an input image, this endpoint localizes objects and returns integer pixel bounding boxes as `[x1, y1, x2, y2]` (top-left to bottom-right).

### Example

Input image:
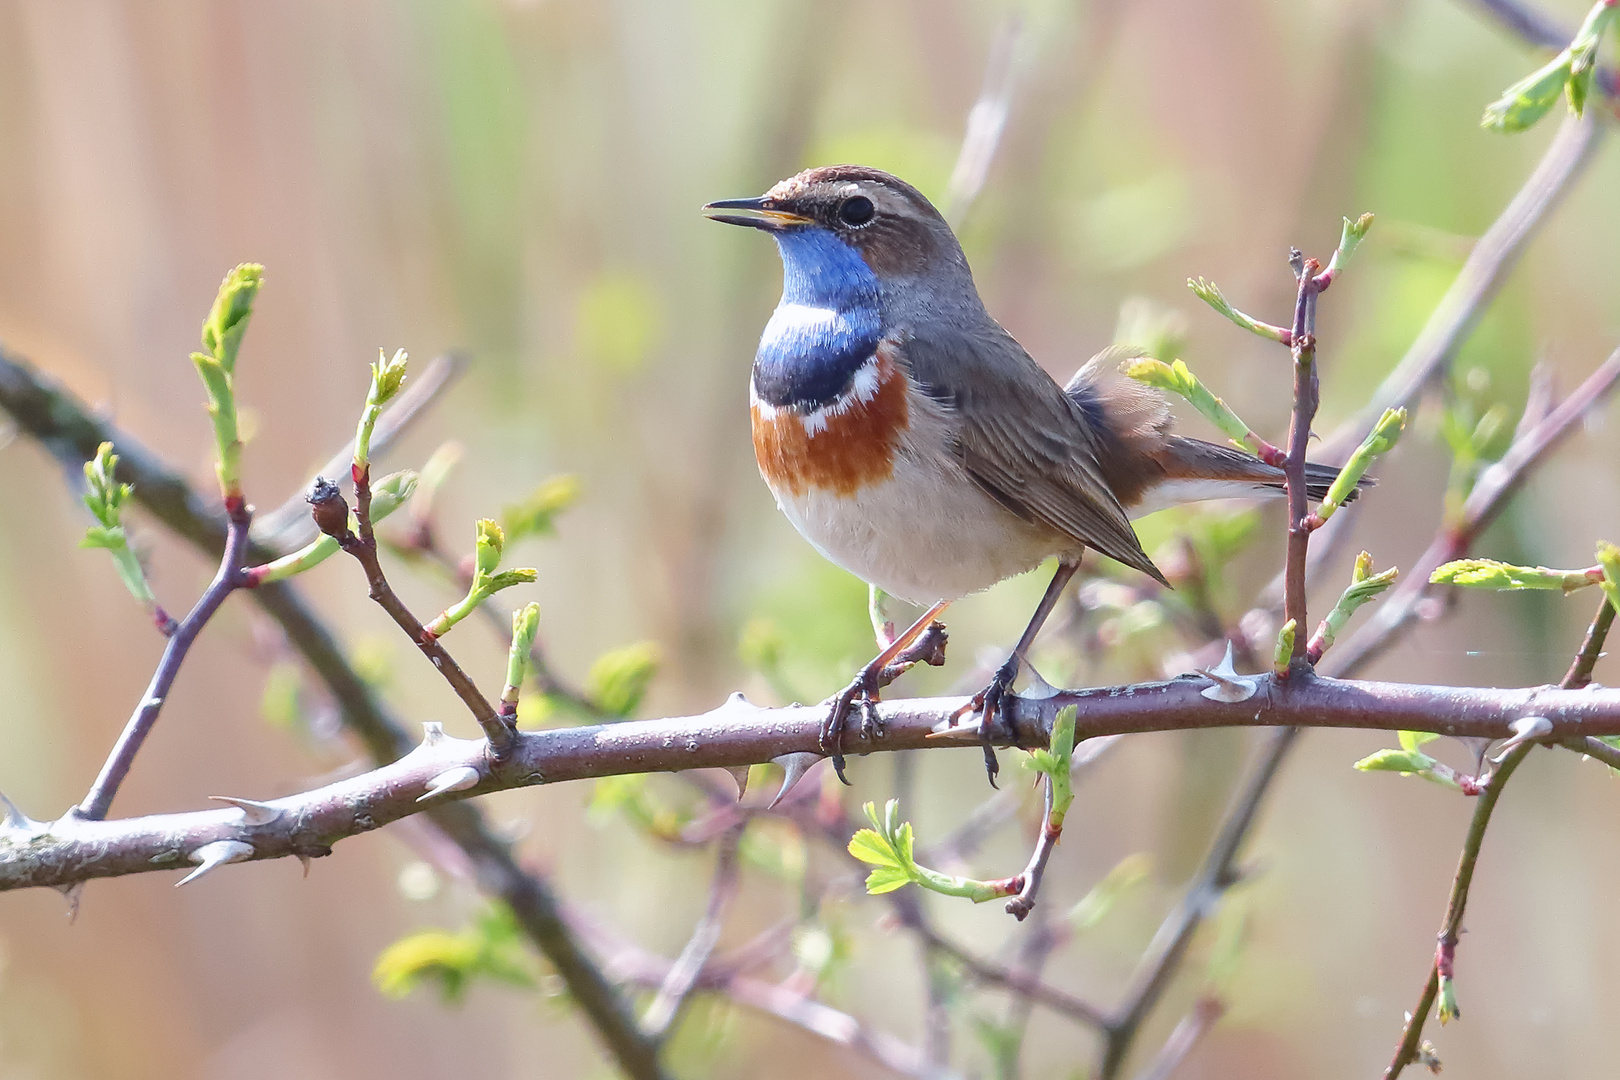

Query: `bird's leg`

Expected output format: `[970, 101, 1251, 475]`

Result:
[823, 599, 951, 784]
[958, 558, 1080, 787]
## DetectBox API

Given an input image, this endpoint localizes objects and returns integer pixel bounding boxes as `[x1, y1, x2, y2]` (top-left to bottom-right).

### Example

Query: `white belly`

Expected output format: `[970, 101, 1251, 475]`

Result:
[767, 440, 1064, 605]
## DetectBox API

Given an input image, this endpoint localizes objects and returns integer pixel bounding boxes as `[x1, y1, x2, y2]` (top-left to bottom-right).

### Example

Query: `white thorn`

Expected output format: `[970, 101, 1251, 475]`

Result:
[0, 790, 33, 831]
[768, 753, 821, 809]
[1020, 663, 1060, 701]
[929, 714, 984, 741]
[1199, 643, 1262, 703]
[208, 795, 283, 825]
[176, 840, 255, 887]
[725, 765, 751, 801]
[417, 765, 480, 802]
[298, 855, 313, 878]
[58, 881, 84, 922]
[1490, 715, 1554, 763]
[421, 721, 446, 747]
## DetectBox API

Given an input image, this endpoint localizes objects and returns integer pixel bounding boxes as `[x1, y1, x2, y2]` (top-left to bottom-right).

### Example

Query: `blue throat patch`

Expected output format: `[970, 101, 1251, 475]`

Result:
[752, 227, 883, 410]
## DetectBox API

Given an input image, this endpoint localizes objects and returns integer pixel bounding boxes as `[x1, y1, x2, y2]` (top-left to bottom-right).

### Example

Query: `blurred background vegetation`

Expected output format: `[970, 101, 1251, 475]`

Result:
[1, 0, 1618, 1077]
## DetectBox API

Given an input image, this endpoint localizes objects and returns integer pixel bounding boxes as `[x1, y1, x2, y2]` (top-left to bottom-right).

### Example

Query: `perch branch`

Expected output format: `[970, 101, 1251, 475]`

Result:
[8, 677, 1620, 893]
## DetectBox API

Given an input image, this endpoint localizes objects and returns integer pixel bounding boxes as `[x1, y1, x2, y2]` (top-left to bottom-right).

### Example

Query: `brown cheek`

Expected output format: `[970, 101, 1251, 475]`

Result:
[855, 223, 933, 278]
[752, 357, 910, 497]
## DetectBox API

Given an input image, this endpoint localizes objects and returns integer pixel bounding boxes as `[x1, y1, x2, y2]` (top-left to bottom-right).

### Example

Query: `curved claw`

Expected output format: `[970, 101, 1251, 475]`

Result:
[821, 669, 883, 786]
[966, 658, 1021, 789]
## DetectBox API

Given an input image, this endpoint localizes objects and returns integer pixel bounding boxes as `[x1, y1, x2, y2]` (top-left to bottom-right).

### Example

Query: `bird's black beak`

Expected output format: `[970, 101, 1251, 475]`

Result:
[702, 196, 813, 232]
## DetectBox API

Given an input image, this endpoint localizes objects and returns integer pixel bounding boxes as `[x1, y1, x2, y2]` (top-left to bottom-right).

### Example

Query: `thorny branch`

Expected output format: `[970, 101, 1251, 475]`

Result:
[7, 677, 1620, 893]
[0, 347, 668, 1080]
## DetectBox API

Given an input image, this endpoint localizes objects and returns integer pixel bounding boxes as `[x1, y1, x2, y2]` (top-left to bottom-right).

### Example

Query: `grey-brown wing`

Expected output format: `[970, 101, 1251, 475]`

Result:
[900, 322, 1168, 585]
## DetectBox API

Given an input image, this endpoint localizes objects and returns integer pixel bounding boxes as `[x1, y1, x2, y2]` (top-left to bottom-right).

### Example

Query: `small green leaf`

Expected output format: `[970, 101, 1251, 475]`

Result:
[1353, 747, 1439, 774]
[474, 518, 505, 577]
[1121, 354, 1272, 459]
[504, 602, 541, 704]
[1430, 558, 1602, 592]
[1482, 0, 1616, 132]
[1186, 277, 1291, 344]
[1398, 730, 1440, 751]
[501, 475, 581, 543]
[354, 348, 410, 470]
[847, 828, 903, 869]
[370, 347, 409, 405]
[1070, 853, 1151, 931]
[1483, 54, 1575, 132]
[1273, 618, 1297, 676]
[1317, 408, 1404, 522]
[586, 641, 661, 717]
[371, 904, 536, 1004]
[200, 263, 263, 374]
[863, 865, 913, 894]
[1437, 974, 1460, 1024]
[1596, 541, 1620, 614]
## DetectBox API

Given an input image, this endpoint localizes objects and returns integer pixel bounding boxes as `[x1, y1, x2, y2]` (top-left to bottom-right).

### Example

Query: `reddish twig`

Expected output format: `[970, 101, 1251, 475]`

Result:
[1384, 594, 1615, 1078]
[1282, 250, 1324, 667]
[74, 499, 254, 821]
[310, 475, 517, 756]
[1004, 778, 1060, 920]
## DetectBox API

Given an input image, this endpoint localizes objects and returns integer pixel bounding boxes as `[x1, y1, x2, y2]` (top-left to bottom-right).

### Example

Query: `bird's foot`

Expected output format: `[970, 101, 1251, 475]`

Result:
[821, 668, 883, 785]
[956, 655, 1021, 788]
[822, 620, 950, 785]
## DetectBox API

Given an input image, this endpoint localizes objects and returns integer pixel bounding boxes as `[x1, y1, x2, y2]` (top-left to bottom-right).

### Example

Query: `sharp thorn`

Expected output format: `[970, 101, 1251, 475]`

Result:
[298, 855, 313, 878]
[928, 715, 984, 741]
[209, 795, 283, 826]
[58, 881, 85, 922]
[421, 721, 446, 747]
[0, 790, 34, 831]
[725, 765, 751, 801]
[1491, 715, 1554, 762]
[719, 691, 759, 715]
[769, 753, 821, 809]
[176, 840, 255, 887]
[1199, 642, 1262, 702]
[1021, 663, 1060, 701]
[417, 765, 481, 803]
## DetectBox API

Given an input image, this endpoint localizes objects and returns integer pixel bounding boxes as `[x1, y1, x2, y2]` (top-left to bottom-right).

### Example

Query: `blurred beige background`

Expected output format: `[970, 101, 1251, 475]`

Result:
[1, 0, 1619, 1077]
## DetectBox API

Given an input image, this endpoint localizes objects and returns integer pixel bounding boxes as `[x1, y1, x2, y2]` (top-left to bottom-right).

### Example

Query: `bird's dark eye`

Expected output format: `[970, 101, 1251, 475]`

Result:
[837, 195, 875, 227]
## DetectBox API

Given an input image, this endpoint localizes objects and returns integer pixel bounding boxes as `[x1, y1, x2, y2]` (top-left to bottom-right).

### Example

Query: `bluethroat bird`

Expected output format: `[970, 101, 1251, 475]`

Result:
[706, 165, 1356, 784]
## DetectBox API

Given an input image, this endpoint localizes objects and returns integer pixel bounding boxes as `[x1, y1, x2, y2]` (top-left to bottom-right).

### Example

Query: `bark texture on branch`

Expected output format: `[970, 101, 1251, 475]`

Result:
[6, 675, 1619, 893]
